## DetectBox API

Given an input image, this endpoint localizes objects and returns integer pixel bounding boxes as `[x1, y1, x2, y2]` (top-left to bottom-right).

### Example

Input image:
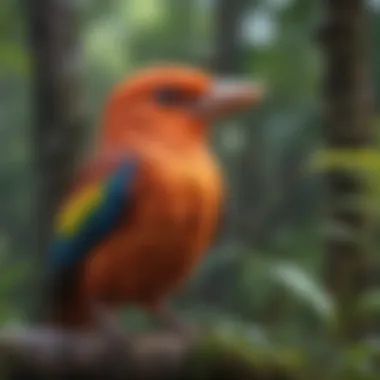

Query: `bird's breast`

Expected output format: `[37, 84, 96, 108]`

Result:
[85, 150, 223, 305]
[138, 157, 221, 249]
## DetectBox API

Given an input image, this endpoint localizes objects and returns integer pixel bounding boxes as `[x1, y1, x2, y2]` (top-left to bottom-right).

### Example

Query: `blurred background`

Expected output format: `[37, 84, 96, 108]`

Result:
[1, 0, 380, 377]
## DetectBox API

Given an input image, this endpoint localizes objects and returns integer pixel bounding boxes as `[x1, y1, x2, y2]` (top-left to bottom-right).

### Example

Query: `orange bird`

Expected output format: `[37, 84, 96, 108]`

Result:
[48, 65, 262, 332]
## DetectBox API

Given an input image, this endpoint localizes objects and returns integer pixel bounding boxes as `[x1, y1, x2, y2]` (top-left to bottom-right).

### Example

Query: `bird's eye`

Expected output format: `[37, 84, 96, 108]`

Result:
[153, 87, 182, 105]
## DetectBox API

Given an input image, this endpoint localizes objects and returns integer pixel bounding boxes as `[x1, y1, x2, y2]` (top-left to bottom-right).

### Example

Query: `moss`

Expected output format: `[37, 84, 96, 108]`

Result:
[183, 330, 306, 380]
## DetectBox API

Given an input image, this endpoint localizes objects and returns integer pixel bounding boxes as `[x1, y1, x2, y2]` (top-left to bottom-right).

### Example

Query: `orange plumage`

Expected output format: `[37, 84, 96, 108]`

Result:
[48, 65, 262, 330]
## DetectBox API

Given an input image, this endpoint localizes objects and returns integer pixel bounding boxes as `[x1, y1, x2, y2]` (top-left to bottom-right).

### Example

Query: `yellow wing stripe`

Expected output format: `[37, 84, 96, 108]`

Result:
[55, 183, 103, 237]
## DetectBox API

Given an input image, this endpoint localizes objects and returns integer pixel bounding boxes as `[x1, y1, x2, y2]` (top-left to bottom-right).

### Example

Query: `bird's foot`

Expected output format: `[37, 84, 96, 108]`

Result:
[92, 303, 129, 344]
[91, 303, 132, 375]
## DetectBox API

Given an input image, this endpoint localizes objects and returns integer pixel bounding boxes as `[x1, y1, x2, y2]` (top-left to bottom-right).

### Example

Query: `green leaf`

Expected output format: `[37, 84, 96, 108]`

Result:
[270, 261, 336, 323]
[356, 290, 380, 318]
[0, 259, 31, 297]
[336, 341, 380, 379]
[0, 43, 30, 75]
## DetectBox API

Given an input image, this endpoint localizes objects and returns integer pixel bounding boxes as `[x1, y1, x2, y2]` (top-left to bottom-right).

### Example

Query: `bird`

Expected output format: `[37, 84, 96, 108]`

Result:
[47, 64, 263, 334]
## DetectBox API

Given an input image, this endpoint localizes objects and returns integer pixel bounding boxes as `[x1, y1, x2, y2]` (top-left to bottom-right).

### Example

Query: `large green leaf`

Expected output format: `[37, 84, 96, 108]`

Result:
[270, 261, 335, 323]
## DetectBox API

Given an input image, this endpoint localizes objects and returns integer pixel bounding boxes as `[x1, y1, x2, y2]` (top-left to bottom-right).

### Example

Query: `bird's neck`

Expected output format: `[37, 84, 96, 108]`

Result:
[99, 133, 209, 156]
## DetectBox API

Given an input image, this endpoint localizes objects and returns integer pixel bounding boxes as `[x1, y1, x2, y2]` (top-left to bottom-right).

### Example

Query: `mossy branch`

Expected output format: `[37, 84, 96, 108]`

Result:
[0, 328, 303, 380]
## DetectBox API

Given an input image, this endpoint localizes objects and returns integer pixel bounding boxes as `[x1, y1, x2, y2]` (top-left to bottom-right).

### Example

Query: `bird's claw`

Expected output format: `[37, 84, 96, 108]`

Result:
[92, 303, 130, 346]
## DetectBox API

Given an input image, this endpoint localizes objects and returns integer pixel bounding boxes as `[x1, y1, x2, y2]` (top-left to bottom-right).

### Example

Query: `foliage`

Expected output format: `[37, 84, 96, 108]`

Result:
[0, 0, 380, 378]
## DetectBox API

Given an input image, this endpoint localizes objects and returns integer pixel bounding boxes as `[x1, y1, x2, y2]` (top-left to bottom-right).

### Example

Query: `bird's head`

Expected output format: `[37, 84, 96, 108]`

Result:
[100, 65, 263, 150]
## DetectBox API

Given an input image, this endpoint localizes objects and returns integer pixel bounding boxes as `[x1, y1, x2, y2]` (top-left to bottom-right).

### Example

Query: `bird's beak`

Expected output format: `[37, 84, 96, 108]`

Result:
[194, 79, 264, 121]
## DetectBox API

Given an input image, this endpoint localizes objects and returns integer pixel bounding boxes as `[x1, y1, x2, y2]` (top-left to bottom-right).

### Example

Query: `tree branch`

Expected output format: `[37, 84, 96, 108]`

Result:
[0, 328, 301, 379]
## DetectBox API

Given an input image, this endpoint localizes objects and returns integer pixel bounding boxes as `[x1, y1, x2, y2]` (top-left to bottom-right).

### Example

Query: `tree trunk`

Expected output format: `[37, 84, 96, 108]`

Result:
[214, 0, 266, 248]
[319, 0, 374, 341]
[26, 0, 85, 320]
[198, 0, 250, 306]
[213, 0, 248, 73]
[214, 0, 262, 248]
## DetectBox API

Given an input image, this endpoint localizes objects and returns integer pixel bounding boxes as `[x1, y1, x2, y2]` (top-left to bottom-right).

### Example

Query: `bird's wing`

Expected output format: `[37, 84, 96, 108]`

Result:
[47, 154, 139, 273]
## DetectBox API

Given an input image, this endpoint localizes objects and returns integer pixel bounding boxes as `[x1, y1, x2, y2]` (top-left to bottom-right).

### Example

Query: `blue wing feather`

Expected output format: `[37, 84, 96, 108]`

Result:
[48, 158, 139, 272]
